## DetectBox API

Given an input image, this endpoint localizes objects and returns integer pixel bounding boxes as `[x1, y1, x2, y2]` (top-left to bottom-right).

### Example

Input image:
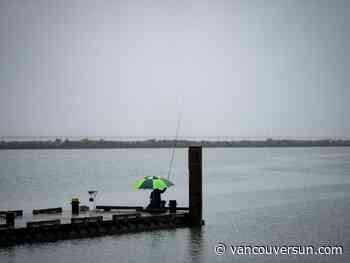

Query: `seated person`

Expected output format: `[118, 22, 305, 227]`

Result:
[147, 188, 167, 209]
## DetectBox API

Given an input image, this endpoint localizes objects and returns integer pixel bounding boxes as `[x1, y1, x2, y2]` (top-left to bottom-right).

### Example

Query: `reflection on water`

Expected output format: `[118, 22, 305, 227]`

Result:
[187, 227, 203, 263]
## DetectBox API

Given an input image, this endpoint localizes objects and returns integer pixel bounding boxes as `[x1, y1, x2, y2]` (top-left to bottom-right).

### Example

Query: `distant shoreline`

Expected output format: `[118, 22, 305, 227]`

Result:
[0, 138, 350, 149]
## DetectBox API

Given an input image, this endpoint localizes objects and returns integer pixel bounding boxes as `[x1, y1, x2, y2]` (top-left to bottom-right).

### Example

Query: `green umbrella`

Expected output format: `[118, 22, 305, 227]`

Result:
[133, 176, 174, 190]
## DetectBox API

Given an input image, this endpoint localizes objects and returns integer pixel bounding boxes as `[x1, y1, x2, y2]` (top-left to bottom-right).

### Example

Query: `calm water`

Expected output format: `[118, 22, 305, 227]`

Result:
[0, 147, 349, 263]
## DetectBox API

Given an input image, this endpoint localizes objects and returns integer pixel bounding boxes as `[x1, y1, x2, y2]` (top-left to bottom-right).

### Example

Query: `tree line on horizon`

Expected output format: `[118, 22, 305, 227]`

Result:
[0, 138, 349, 149]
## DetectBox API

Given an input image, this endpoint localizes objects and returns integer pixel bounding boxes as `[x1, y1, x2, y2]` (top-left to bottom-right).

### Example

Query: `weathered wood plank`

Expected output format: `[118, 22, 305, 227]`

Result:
[96, 205, 143, 211]
[112, 213, 141, 221]
[0, 210, 23, 217]
[27, 219, 61, 228]
[71, 216, 103, 224]
[32, 207, 62, 215]
[0, 224, 13, 230]
[165, 206, 189, 211]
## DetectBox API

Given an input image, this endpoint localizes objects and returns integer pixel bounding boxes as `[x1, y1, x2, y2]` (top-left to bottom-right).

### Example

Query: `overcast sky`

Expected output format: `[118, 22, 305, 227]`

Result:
[0, 0, 349, 139]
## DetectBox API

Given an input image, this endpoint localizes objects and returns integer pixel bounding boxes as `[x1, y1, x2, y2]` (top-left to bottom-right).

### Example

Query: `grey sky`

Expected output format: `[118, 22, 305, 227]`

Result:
[0, 0, 349, 139]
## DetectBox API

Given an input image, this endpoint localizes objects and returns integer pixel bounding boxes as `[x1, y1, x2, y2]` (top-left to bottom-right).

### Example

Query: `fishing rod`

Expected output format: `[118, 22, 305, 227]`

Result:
[167, 97, 183, 180]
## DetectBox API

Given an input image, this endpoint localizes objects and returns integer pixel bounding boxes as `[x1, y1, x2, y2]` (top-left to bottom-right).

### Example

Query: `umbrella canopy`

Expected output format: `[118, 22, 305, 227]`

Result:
[134, 176, 174, 190]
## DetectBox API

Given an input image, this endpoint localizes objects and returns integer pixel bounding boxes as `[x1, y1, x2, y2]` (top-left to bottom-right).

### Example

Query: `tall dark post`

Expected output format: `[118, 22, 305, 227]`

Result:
[6, 212, 15, 227]
[71, 198, 80, 215]
[188, 146, 203, 227]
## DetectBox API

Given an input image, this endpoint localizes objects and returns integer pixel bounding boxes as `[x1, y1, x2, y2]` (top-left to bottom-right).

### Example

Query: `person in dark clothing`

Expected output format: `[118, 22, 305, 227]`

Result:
[147, 188, 167, 209]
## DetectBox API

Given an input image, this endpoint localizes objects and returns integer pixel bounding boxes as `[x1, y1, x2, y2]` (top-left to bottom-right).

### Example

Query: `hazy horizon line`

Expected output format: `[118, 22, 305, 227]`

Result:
[1, 135, 350, 142]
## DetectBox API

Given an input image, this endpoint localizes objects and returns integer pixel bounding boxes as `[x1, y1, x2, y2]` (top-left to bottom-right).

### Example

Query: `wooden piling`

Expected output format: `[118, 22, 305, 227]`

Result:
[188, 146, 203, 227]
[71, 198, 80, 215]
[6, 212, 15, 227]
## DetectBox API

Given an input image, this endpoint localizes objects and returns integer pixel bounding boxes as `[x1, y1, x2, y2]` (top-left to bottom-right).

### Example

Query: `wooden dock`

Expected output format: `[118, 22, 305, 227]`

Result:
[0, 146, 203, 246]
[0, 208, 190, 246]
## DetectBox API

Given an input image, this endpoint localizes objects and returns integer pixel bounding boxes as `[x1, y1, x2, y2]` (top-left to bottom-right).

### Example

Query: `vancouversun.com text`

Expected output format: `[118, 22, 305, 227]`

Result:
[214, 243, 343, 256]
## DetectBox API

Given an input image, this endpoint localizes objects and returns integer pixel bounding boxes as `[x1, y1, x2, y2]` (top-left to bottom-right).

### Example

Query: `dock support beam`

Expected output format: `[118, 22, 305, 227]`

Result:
[188, 146, 203, 227]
